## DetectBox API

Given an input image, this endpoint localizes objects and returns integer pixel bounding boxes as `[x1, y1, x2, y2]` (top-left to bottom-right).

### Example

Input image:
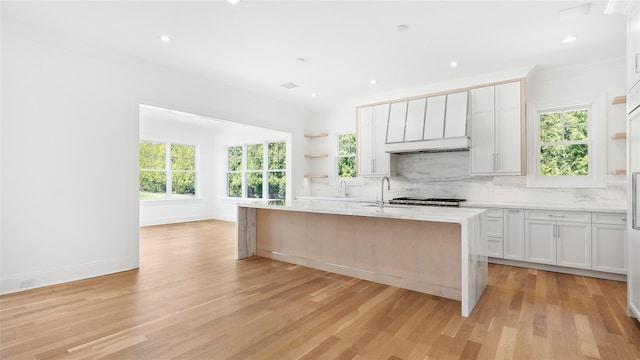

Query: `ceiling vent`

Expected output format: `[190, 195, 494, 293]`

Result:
[280, 82, 299, 89]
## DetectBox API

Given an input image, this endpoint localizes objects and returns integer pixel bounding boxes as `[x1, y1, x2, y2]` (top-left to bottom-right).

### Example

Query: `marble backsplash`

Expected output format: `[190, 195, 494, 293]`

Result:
[307, 151, 626, 209]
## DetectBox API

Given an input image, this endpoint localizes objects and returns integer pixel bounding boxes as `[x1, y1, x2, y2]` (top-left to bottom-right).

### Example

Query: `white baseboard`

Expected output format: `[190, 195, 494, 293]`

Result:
[489, 257, 627, 282]
[1, 257, 136, 295]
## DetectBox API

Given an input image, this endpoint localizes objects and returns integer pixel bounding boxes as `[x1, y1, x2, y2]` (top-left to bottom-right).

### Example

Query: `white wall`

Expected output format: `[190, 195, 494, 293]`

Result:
[1, 20, 308, 294]
[302, 58, 627, 209]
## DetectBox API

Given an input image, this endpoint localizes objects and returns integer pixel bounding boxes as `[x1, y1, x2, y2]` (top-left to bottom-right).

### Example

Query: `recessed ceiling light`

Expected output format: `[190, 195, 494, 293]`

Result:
[311, 93, 318, 97]
[370, 79, 377, 85]
[227, 0, 241, 4]
[396, 25, 409, 32]
[562, 35, 577, 43]
[450, 61, 459, 68]
[160, 35, 171, 42]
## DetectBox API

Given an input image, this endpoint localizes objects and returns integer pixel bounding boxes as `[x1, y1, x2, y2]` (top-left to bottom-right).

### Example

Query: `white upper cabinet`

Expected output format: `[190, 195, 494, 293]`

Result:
[444, 91, 469, 138]
[470, 80, 523, 175]
[386, 102, 407, 143]
[424, 95, 447, 139]
[405, 98, 426, 142]
[357, 104, 392, 176]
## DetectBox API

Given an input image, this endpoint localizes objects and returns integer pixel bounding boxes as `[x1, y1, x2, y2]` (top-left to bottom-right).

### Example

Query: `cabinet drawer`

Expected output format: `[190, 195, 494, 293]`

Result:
[487, 237, 503, 258]
[487, 217, 504, 237]
[525, 210, 590, 223]
[592, 212, 627, 225]
[485, 208, 504, 218]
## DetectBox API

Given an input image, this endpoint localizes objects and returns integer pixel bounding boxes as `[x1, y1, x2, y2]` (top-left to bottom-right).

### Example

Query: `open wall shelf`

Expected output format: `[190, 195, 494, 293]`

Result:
[612, 132, 627, 140]
[304, 133, 328, 138]
[611, 96, 627, 105]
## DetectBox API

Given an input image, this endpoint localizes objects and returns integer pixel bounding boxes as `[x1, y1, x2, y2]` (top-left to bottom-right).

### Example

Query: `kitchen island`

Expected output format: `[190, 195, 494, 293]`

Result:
[236, 201, 487, 317]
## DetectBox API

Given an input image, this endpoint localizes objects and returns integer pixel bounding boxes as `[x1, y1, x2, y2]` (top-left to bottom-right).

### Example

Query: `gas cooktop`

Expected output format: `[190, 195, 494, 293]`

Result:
[388, 197, 467, 207]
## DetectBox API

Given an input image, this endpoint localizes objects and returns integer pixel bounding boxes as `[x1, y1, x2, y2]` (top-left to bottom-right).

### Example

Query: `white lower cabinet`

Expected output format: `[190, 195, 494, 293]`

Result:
[591, 212, 627, 274]
[486, 209, 504, 257]
[524, 210, 591, 269]
[503, 209, 525, 260]
[473, 207, 623, 275]
[524, 220, 556, 265]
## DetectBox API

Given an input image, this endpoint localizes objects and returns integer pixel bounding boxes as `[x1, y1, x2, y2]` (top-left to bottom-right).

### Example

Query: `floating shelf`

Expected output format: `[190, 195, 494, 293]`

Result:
[612, 132, 627, 140]
[305, 154, 329, 158]
[304, 132, 328, 138]
[304, 174, 328, 179]
[612, 96, 627, 105]
[612, 170, 627, 175]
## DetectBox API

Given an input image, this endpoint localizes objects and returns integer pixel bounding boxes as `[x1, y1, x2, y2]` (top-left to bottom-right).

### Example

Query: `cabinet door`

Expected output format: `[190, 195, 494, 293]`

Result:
[386, 102, 407, 143]
[357, 106, 374, 176]
[373, 104, 391, 175]
[487, 237, 503, 258]
[424, 95, 446, 139]
[487, 216, 504, 238]
[524, 220, 555, 265]
[444, 91, 468, 138]
[592, 224, 627, 274]
[470, 86, 495, 174]
[556, 222, 591, 269]
[405, 98, 426, 142]
[494, 81, 522, 174]
[628, 2, 640, 92]
[504, 209, 525, 260]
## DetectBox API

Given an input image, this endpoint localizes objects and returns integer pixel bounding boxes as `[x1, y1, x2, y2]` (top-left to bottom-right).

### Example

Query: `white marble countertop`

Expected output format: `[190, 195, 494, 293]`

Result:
[461, 201, 626, 213]
[238, 200, 486, 224]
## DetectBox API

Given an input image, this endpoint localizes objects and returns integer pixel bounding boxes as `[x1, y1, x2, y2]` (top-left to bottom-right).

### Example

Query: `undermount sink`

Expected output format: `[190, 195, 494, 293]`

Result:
[360, 204, 407, 209]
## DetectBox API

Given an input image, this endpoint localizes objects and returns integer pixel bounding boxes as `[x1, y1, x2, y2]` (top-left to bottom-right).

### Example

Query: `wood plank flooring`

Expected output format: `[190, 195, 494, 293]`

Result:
[2, 219, 640, 359]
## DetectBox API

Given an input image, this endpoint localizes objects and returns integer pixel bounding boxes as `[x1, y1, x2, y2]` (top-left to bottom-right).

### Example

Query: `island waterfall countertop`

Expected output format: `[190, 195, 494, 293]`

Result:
[236, 200, 488, 317]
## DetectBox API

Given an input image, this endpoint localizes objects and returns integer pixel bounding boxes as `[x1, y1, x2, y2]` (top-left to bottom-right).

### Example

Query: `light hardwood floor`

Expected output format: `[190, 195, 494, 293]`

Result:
[2, 219, 640, 359]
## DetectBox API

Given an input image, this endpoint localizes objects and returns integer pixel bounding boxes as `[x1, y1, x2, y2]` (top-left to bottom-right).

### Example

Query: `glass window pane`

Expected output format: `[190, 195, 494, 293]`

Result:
[139, 171, 166, 199]
[268, 142, 286, 170]
[540, 112, 561, 128]
[338, 156, 357, 178]
[338, 134, 356, 155]
[247, 144, 263, 171]
[172, 172, 196, 197]
[227, 146, 242, 171]
[171, 144, 195, 171]
[540, 126, 562, 143]
[152, 143, 166, 169]
[564, 110, 588, 126]
[565, 125, 588, 141]
[247, 172, 263, 198]
[227, 172, 242, 198]
[268, 171, 286, 199]
[540, 144, 588, 176]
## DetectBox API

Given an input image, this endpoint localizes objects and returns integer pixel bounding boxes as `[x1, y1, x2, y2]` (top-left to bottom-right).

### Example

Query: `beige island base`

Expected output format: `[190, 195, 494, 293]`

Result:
[236, 201, 488, 317]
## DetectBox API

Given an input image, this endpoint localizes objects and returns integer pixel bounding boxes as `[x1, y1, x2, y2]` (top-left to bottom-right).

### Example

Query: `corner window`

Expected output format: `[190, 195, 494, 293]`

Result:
[139, 141, 197, 199]
[528, 104, 604, 188]
[337, 133, 357, 178]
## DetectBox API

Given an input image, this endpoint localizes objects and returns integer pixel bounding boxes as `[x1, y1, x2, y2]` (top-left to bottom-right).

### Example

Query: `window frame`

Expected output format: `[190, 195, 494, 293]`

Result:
[336, 133, 357, 179]
[225, 140, 288, 201]
[139, 140, 198, 200]
[527, 101, 605, 189]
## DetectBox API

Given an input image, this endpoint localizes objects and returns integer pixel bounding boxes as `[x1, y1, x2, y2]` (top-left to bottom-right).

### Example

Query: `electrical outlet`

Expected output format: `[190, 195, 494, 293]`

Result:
[19, 279, 35, 289]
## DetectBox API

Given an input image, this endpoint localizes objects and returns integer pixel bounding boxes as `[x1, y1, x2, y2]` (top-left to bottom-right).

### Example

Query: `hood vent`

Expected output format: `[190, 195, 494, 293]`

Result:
[382, 91, 470, 154]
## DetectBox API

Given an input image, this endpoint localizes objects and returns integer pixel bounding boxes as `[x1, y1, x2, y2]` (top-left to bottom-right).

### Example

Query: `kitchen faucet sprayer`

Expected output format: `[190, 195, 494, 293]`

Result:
[380, 176, 390, 208]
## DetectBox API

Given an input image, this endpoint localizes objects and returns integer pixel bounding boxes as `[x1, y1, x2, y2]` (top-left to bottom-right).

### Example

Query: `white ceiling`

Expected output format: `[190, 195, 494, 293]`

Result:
[2, 1, 627, 112]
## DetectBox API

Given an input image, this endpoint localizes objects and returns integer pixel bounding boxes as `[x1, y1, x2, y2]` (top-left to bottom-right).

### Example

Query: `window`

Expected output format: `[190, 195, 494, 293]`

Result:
[226, 141, 287, 201]
[139, 141, 166, 199]
[337, 133, 357, 178]
[529, 104, 604, 188]
[139, 141, 196, 199]
[226, 146, 242, 197]
[170, 144, 196, 198]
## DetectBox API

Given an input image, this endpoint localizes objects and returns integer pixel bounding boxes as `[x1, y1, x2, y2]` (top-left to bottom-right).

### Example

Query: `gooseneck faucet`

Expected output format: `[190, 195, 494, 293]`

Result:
[340, 180, 349, 197]
[380, 176, 390, 208]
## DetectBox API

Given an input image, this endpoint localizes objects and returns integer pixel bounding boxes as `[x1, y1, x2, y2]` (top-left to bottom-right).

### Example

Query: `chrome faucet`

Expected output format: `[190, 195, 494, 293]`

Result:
[340, 180, 349, 197]
[380, 176, 390, 208]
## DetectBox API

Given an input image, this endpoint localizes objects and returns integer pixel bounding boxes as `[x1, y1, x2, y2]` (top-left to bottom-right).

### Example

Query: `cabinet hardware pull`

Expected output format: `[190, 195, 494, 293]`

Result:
[622, 218, 627, 221]
[548, 214, 565, 218]
[508, 209, 520, 213]
[553, 224, 556, 237]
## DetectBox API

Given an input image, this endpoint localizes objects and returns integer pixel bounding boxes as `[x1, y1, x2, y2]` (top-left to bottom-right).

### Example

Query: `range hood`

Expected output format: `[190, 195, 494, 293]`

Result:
[385, 137, 470, 154]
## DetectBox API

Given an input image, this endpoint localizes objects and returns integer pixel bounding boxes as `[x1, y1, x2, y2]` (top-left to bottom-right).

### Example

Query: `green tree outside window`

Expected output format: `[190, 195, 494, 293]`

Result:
[337, 133, 357, 178]
[539, 109, 589, 176]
